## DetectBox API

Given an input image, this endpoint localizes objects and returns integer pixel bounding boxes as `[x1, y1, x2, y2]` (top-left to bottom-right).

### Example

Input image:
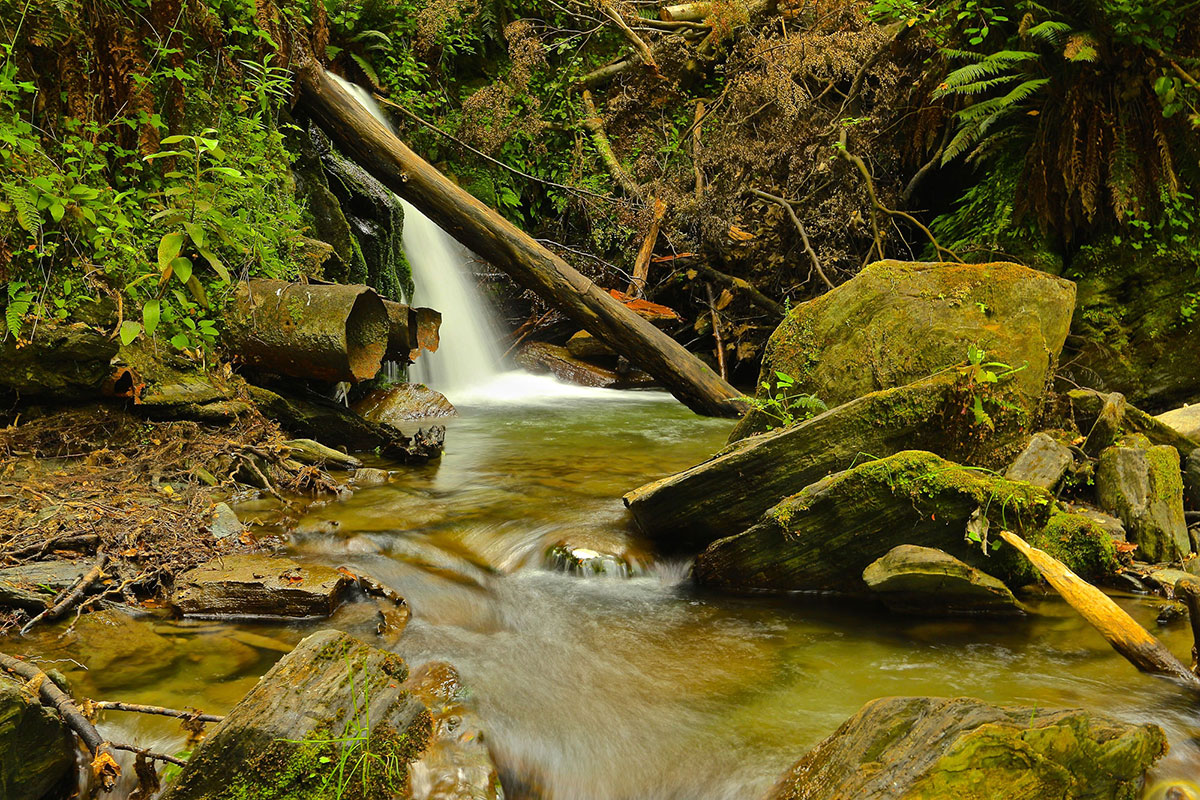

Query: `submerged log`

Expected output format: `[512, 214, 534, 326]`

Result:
[998, 530, 1200, 688]
[298, 65, 744, 417]
[227, 280, 388, 383]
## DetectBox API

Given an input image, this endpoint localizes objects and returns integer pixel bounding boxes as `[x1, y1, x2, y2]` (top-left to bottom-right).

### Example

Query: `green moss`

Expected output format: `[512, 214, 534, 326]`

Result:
[1024, 512, 1119, 582]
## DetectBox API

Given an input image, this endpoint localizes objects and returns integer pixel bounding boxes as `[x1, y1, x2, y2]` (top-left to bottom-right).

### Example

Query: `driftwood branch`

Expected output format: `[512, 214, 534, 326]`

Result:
[581, 89, 645, 201]
[686, 261, 784, 318]
[0, 652, 122, 788]
[629, 197, 668, 296]
[21, 554, 108, 635]
[5, 534, 99, 561]
[998, 531, 1200, 688]
[750, 189, 835, 290]
[598, 0, 660, 74]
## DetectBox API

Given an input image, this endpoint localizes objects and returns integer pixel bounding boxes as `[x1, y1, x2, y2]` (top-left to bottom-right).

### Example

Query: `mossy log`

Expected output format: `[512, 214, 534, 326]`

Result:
[764, 696, 1167, 800]
[298, 64, 744, 418]
[692, 451, 1053, 593]
[227, 280, 388, 383]
[624, 370, 1025, 551]
[159, 630, 432, 800]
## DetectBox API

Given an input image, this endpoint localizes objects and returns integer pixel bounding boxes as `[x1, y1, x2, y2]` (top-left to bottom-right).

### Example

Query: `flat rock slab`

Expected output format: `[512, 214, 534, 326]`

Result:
[171, 554, 351, 618]
[862, 545, 1024, 616]
[354, 383, 457, 424]
[0, 560, 88, 611]
[160, 630, 432, 800]
[764, 696, 1166, 799]
[1004, 432, 1073, 490]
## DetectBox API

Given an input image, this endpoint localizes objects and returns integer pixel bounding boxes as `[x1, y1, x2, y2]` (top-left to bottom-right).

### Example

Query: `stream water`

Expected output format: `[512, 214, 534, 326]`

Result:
[12, 394, 1200, 798]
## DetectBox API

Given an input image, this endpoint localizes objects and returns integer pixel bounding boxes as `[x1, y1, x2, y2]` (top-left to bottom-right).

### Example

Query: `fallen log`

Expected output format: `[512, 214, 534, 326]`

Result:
[381, 299, 418, 362]
[997, 530, 1200, 688]
[226, 279, 388, 383]
[298, 65, 744, 418]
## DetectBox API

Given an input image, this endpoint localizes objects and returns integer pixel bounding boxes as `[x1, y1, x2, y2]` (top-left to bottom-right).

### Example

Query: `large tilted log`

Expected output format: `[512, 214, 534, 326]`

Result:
[227, 279, 388, 383]
[297, 64, 744, 418]
[998, 530, 1200, 688]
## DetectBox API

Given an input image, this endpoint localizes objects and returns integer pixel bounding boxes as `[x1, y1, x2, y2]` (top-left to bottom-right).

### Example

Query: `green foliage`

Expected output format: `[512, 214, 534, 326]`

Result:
[0, 1, 307, 355]
[741, 371, 827, 429]
[963, 344, 1026, 430]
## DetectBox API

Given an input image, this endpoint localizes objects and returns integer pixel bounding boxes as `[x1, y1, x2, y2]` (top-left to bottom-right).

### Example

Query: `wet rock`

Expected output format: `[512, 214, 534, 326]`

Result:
[1004, 432, 1073, 489]
[1082, 391, 1125, 456]
[354, 383, 457, 424]
[1061, 502, 1127, 543]
[1156, 403, 1200, 441]
[210, 503, 244, 540]
[1067, 389, 1199, 459]
[159, 629, 432, 800]
[625, 370, 1030, 552]
[0, 671, 76, 800]
[546, 544, 633, 578]
[516, 341, 626, 388]
[692, 451, 1050, 593]
[69, 609, 177, 691]
[405, 661, 503, 800]
[566, 329, 615, 360]
[763, 696, 1166, 800]
[350, 467, 391, 487]
[170, 554, 351, 618]
[1096, 437, 1190, 562]
[732, 260, 1076, 440]
[862, 545, 1024, 616]
[0, 560, 88, 611]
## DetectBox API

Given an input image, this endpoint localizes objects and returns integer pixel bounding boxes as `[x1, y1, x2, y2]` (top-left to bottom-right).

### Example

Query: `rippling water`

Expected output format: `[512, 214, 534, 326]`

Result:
[16, 392, 1200, 798]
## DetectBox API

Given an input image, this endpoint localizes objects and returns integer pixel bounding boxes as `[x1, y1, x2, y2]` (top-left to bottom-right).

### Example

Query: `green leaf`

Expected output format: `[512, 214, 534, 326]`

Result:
[198, 248, 230, 283]
[49, 203, 65, 222]
[158, 232, 184, 273]
[143, 299, 161, 335]
[119, 320, 142, 345]
[171, 333, 190, 349]
[183, 221, 205, 248]
[171, 256, 193, 284]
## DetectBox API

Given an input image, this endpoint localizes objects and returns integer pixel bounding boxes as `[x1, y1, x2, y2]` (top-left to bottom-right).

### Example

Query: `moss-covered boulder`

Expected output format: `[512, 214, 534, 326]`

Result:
[1059, 239, 1200, 412]
[732, 260, 1075, 440]
[764, 696, 1166, 800]
[1096, 436, 1191, 562]
[160, 629, 432, 800]
[0, 319, 118, 398]
[626, 369, 1034, 552]
[0, 671, 75, 800]
[693, 451, 1054, 593]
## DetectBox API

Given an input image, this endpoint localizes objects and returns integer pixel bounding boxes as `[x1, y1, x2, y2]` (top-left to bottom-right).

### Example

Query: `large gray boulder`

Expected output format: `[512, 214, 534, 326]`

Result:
[1096, 437, 1190, 562]
[1156, 403, 1200, 441]
[763, 696, 1166, 800]
[160, 630, 431, 800]
[862, 545, 1024, 616]
[732, 260, 1075, 440]
[0, 672, 75, 800]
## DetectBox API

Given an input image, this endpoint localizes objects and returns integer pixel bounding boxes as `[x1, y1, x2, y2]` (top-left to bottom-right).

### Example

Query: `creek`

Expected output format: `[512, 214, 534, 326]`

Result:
[12, 393, 1200, 798]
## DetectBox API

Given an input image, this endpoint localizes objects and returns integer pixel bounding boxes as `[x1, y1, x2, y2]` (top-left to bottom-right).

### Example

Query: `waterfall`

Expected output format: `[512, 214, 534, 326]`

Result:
[326, 73, 655, 407]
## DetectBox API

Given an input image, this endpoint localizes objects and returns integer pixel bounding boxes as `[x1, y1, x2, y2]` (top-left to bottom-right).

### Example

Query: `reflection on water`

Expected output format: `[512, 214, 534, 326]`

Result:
[14, 392, 1200, 798]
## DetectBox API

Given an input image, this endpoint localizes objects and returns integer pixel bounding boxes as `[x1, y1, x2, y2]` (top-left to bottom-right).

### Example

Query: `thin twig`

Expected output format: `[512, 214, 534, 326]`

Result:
[597, 0, 661, 75]
[705, 283, 728, 380]
[21, 554, 108, 635]
[92, 701, 224, 724]
[110, 743, 188, 767]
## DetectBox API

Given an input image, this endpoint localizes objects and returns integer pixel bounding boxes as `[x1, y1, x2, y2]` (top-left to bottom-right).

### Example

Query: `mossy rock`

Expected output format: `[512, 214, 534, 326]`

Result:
[159, 630, 432, 800]
[997, 510, 1121, 585]
[1060, 238, 1200, 412]
[1095, 435, 1190, 562]
[732, 260, 1076, 440]
[693, 450, 1055, 593]
[765, 696, 1166, 800]
[0, 672, 75, 800]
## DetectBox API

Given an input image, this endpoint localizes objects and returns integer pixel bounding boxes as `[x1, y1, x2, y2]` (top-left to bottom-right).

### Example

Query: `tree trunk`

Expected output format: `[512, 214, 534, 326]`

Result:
[297, 64, 744, 418]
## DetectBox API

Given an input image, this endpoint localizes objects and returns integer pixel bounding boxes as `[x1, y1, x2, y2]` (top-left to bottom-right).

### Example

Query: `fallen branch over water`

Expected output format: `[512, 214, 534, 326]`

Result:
[998, 530, 1200, 688]
[0, 652, 121, 789]
[92, 700, 224, 724]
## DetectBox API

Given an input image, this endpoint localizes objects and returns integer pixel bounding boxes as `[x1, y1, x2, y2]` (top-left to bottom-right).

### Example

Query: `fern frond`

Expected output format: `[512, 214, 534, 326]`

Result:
[1026, 20, 1071, 45]
[350, 53, 381, 88]
[2, 182, 41, 234]
[948, 74, 1024, 96]
[936, 51, 1039, 96]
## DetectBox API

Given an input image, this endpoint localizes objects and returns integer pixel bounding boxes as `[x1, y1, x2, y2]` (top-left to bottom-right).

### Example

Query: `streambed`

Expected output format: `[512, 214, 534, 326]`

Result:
[15, 386, 1200, 798]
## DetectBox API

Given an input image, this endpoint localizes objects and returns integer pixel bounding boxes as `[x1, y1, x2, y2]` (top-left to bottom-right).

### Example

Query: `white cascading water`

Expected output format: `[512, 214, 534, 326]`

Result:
[327, 73, 646, 407]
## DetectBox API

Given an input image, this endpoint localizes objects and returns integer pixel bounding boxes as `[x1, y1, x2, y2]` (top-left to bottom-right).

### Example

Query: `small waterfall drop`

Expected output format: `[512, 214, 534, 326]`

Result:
[326, 73, 661, 407]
